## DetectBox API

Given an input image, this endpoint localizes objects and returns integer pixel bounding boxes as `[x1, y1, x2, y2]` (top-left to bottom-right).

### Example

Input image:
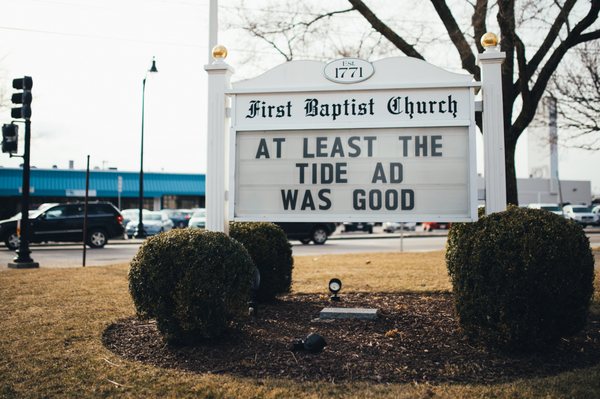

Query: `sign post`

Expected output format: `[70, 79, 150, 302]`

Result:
[478, 33, 507, 214]
[204, 46, 233, 233]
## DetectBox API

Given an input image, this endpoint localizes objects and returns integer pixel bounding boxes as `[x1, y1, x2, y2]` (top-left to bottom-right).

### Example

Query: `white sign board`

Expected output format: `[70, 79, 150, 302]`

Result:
[66, 189, 96, 197]
[228, 57, 478, 223]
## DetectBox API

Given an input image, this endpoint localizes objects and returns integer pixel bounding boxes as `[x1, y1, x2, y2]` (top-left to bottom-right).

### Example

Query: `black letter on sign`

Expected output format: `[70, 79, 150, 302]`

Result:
[353, 189, 366, 210]
[273, 137, 286, 158]
[371, 162, 387, 183]
[390, 162, 403, 183]
[255, 138, 270, 159]
[369, 190, 382, 210]
[281, 189, 298, 210]
[431, 135, 443, 157]
[401, 189, 415, 210]
[301, 190, 316, 210]
[318, 189, 331, 210]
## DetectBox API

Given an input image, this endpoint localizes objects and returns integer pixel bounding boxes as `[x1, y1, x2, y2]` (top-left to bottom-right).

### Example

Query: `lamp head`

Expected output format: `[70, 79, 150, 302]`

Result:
[149, 57, 158, 73]
[328, 278, 342, 301]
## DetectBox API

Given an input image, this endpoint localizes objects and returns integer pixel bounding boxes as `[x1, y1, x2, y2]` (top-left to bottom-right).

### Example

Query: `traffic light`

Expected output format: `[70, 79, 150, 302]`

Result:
[2, 123, 18, 153]
[11, 76, 33, 119]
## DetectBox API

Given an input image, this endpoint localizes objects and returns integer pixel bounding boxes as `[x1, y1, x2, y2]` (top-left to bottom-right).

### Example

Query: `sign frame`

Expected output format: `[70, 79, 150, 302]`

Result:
[226, 57, 479, 224]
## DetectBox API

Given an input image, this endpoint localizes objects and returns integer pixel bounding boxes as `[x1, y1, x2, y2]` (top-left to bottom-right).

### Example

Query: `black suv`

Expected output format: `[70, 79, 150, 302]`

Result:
[0, 202, 124, 250]
[274, 222, 338, 245]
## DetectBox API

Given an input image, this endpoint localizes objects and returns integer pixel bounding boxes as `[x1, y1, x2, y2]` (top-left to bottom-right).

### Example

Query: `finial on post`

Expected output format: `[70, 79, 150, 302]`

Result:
[212, 45, 228, 62]
[481, 32, 499, 51]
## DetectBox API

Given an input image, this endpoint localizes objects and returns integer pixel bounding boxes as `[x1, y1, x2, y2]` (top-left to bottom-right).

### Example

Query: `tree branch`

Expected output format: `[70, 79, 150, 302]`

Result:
[430, 0, 479, 77]
[296, 8, 356, 29]
[513, 0, 600, 134]
[527, 0, 577, 80]
[472, 0, 488, 54]
[576, 29, 600, 43]
[347, 0, 425, 59]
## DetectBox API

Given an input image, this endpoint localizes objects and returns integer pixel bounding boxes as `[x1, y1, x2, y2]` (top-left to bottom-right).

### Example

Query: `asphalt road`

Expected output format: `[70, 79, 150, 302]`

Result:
[1, 229, 599, 270]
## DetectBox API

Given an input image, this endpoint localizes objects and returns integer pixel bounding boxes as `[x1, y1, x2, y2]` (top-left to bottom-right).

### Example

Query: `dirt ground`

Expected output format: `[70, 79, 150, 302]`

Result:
[104, 292, 600, 384]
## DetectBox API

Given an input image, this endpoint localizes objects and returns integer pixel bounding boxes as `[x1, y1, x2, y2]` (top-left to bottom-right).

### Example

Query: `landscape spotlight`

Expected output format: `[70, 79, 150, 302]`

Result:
[328, 278, 342, 301]
[290, 333, 327, 354]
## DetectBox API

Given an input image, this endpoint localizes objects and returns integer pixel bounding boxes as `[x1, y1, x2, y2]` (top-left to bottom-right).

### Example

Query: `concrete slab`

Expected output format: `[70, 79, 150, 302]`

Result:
[319, 307, 379, 320]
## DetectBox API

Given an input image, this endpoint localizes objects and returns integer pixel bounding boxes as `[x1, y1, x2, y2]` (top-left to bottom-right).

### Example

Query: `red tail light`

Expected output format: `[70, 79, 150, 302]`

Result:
[117, 215, 123, 224]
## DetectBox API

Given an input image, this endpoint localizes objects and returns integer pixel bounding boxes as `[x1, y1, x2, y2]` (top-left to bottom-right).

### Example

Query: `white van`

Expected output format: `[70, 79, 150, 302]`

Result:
[562, 205, 597, 227]
[527, 203, 564, 217]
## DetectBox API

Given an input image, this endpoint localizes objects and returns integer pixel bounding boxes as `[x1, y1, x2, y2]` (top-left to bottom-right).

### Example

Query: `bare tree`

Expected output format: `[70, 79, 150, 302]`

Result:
[231, 0, 600, 204]
[551, 42, 600, 150]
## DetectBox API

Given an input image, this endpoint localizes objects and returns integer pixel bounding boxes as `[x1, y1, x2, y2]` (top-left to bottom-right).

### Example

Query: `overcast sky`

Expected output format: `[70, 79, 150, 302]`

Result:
[0, 0, 598, 195]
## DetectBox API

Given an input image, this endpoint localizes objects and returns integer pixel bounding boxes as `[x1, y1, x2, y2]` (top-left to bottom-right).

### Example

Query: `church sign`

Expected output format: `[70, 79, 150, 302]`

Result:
[227, 57, 479, 223]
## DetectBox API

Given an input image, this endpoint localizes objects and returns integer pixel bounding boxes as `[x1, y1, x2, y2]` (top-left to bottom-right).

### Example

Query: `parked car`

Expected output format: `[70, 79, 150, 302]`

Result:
[121, 208, 150, 229]
[274, 222, 337, 245]
[126, 211, 174, 238]
[527, 203, 565, 217]
[422, 222, 451, 232]
[382, 222, 417, 233]
[188, 209, 206, 229]
[161, 209, 193, 228]
[593, 205, 600, 226]
[342, 222, 373, 233]
[563, 205, 597, 227]
[0, 202, 124, 250]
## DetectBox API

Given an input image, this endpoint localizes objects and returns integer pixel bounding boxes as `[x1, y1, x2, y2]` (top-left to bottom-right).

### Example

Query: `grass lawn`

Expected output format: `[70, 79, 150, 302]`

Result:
[1, 250, 599, 398]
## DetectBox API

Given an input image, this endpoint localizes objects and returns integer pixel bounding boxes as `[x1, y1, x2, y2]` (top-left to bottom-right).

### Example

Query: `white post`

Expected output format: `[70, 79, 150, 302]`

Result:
[204, 47, 233, 233]
[478, 33, 507, 215]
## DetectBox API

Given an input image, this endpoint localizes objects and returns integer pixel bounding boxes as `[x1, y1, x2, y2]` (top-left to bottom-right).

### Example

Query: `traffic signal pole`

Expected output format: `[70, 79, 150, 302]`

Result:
[9, 118, 38, 268]
[7, 76, 38, 269]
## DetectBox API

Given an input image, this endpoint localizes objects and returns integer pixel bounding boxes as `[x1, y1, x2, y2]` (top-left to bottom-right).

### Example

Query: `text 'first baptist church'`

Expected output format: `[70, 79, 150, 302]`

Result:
[245, 95, 460, 121]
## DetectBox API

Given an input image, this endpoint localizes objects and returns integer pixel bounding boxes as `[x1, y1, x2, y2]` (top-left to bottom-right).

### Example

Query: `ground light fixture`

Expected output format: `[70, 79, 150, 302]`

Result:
[329, 278, 342, 301]
[291, 333, 327, 354]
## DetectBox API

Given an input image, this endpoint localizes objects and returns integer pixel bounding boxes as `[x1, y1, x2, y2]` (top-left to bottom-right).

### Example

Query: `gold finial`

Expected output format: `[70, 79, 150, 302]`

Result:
[481, 32, 499, 48]
[212, 45, 228, 60]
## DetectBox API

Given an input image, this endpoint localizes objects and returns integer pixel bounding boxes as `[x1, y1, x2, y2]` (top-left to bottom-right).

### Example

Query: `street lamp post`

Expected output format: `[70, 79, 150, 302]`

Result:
[136, 57, 158, 238]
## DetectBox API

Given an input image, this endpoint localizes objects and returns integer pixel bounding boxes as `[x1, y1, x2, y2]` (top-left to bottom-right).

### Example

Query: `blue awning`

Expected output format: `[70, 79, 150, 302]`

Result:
[0, 168, 205, 198]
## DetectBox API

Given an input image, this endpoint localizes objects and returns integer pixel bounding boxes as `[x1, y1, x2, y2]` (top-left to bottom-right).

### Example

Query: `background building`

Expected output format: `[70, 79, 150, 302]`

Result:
[0, 168, 205, 220]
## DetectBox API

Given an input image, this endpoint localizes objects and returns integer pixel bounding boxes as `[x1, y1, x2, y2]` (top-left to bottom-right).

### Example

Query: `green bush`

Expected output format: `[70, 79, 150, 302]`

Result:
[446, 205, 595, 351]
[129, 229, 254, 344]
[229, 222, 293, 301]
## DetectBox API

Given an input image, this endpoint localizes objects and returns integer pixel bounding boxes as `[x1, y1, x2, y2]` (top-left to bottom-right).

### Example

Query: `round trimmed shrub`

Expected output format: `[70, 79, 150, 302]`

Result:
[446, 205, 594, 351]
[129, 229, 254, 344]
[229, 222, 293, 301]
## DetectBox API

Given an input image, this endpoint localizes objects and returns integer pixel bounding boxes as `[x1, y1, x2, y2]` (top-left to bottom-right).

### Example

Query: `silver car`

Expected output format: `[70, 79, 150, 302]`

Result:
[126, 211, 174, 238]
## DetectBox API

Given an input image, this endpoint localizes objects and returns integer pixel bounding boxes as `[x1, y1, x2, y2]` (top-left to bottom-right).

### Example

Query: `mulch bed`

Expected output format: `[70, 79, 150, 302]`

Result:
[103, 292, 600, 384]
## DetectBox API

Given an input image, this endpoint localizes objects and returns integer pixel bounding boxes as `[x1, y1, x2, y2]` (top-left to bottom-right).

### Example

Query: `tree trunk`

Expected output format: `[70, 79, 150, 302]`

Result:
[504, 136, 518, 205]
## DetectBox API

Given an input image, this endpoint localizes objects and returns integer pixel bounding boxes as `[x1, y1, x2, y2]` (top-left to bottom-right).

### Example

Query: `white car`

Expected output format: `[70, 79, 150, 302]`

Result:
[527, 203, 565, 217]
[188, 209, 206, 229]
[562, 205, 597, 227]
[592, 205, 600, 226]
[382, 222, 417, 233]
